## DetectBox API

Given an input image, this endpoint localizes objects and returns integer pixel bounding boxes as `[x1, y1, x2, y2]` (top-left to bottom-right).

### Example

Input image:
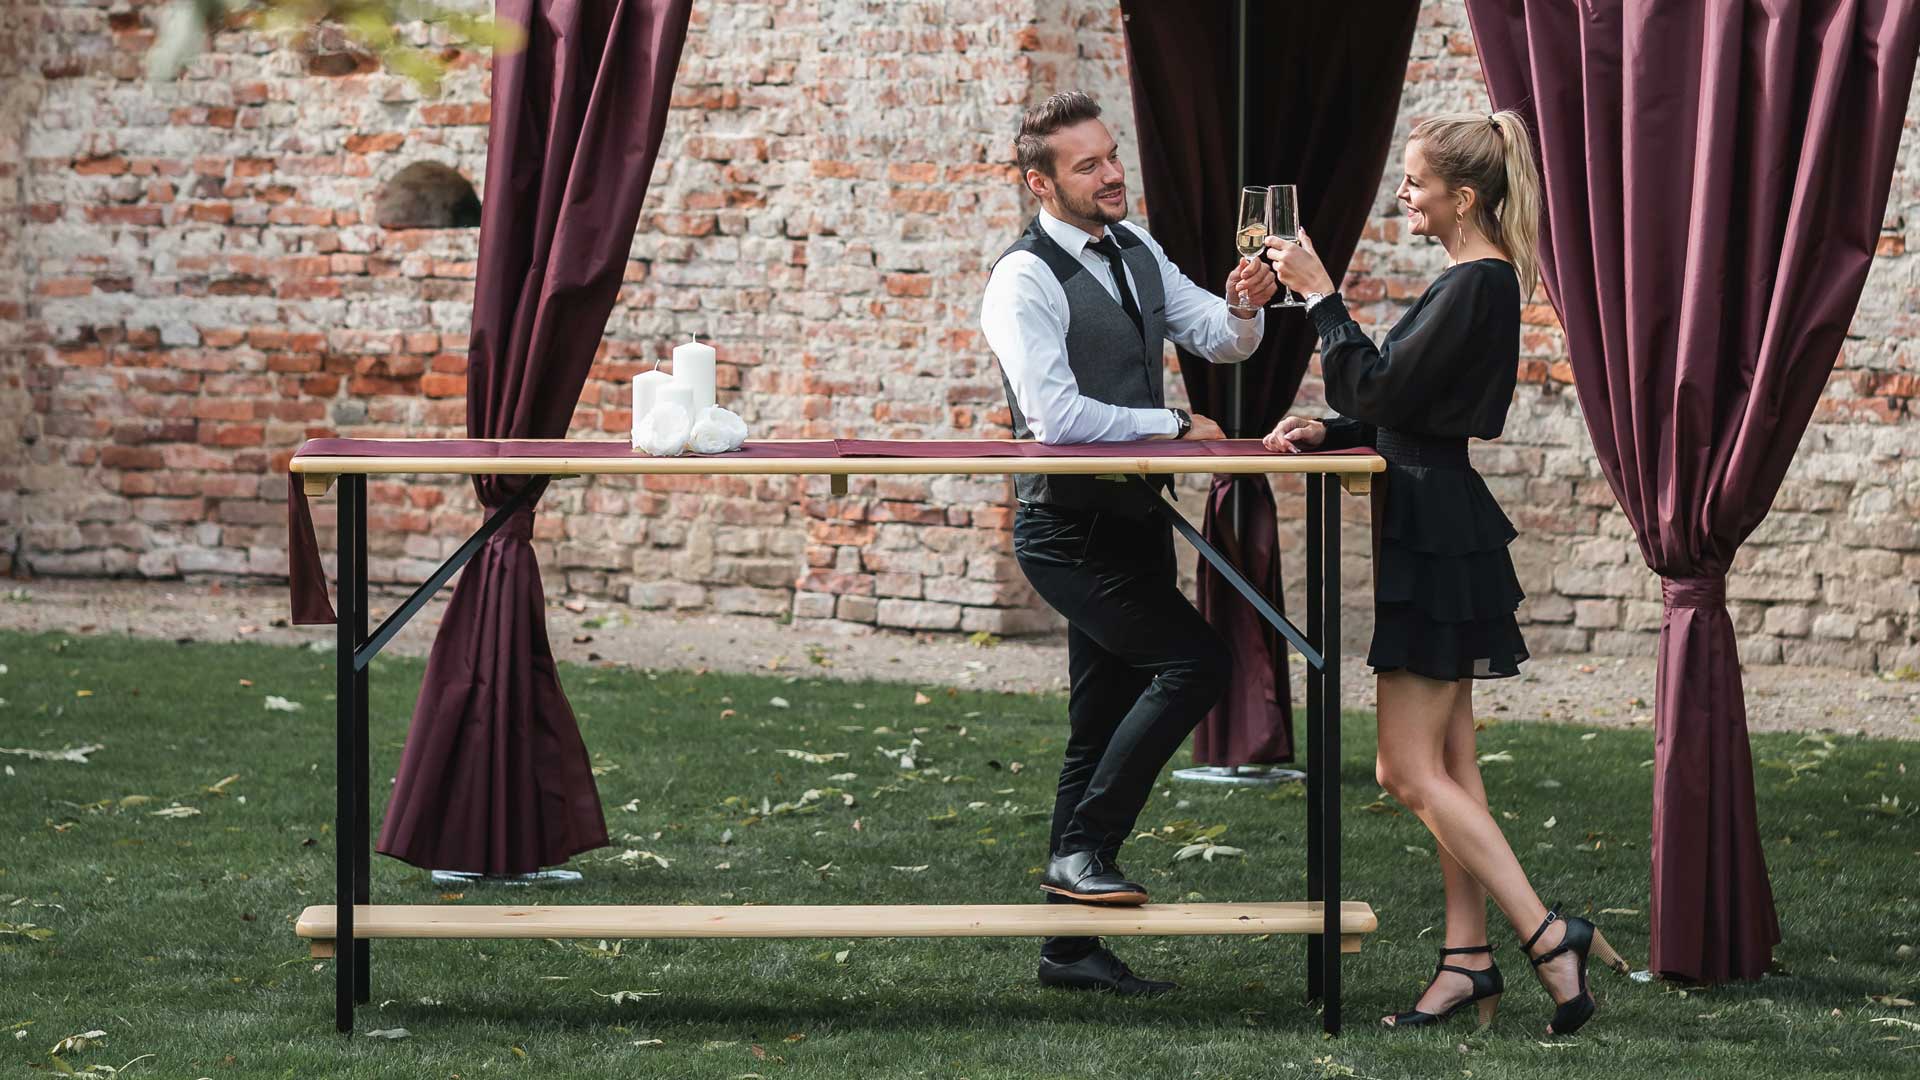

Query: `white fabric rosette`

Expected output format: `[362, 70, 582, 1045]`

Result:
[694, 405, 749, 452]
[687, 414, 733, 455]
[633, 401, 692, 457]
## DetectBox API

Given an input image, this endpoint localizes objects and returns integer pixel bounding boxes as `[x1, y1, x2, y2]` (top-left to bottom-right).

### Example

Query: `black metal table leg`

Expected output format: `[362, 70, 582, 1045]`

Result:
[350, 475, 371, 1006]
[324, 474, 550, 1033]
[1304, 475, 1325, 1003]
[334, 475, 365, 1034]
[1320, 476, 1343, 1036]
[1129, 472, 1347, 1032]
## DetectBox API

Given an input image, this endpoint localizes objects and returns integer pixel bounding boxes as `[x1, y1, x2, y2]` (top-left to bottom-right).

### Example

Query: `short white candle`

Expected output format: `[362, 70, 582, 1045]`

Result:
[672, 337, 717, 412]
[655, 380, 699, 418]
[632, 368, 672, 425]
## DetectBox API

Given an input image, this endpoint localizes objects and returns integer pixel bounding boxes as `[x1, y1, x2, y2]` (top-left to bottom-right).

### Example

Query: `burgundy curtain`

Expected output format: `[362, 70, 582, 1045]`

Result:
[1465, 0, 1919, 982]
[376, 0, 694, 874]
[1122, 1, 1420, 764]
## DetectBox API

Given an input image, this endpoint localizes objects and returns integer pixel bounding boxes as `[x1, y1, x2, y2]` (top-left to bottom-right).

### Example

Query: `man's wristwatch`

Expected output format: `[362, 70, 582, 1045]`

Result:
[1170, 408, 1193, 440]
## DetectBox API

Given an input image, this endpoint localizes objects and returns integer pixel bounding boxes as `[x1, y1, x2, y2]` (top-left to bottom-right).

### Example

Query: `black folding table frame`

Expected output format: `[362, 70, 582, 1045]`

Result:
[315, 465, 1353, 1034]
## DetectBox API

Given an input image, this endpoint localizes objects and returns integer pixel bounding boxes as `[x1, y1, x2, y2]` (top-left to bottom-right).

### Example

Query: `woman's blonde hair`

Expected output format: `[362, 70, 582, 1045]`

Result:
[1409, 110, 1542, 300]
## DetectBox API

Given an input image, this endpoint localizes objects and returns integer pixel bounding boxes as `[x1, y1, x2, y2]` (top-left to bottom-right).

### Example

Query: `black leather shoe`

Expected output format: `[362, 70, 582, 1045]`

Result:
[1038, 947, 1177, 996]
[1040, 850, 1148, 905]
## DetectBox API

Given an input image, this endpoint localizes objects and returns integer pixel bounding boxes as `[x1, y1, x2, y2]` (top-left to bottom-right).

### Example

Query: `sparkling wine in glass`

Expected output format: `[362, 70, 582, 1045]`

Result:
[1235, 186, 1270, 309]
[1267, 184, 1307, 308]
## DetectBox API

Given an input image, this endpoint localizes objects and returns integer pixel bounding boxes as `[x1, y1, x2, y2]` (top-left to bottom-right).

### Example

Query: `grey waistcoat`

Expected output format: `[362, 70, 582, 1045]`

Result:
[994, 216, 1170, 515]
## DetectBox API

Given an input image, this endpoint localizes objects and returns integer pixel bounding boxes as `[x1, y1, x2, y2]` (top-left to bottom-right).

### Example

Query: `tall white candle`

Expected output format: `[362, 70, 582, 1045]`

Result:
[672, 336, 717, 412]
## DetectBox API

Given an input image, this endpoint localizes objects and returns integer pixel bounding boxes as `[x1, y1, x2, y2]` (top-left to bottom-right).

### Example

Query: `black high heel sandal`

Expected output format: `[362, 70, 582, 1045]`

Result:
[1382, 944, 1504, 1029]
[1523, 908, 1630, 1036]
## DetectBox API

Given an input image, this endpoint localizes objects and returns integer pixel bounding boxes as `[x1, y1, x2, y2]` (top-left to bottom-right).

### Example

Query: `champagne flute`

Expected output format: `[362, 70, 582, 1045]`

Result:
[1235, 186, 1270, 309]
[1268, 183, 1306, 308]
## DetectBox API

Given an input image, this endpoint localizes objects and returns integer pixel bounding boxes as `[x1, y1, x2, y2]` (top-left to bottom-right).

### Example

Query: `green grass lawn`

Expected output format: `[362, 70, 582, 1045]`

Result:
[0, 628, 1915, 1078]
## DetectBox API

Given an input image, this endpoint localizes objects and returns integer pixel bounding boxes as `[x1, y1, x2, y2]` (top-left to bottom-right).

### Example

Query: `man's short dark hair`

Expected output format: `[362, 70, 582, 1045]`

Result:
[1015, 91, 1103, 179]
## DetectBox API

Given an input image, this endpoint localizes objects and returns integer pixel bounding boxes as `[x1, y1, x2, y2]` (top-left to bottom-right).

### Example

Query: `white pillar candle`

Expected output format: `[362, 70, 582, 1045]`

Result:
[632, 368, 672, 426]
[671, 336, 717, 412]
[654, 380, 699, 419]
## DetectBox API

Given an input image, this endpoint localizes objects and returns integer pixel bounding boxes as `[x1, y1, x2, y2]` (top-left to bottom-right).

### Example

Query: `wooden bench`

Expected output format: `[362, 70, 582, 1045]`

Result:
[296, 901, 1379, 956]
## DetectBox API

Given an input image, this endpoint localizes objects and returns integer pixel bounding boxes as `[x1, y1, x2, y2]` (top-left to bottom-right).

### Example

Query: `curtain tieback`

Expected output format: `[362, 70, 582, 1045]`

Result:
[492, 506, 537, 543]
[1660, 574, 1726, 609]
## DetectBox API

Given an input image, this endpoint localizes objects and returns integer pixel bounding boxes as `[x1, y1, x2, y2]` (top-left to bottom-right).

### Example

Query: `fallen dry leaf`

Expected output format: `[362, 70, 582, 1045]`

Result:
[0, 744, 103, 764]
[592, 989, 664, 1005]
[778, 749, 846, 764]
[49, 1030, 106, 1056]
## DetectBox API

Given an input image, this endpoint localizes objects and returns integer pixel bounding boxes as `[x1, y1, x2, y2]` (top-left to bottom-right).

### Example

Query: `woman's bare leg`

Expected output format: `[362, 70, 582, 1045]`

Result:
[1375, 670, 1577, 1021]
[1438, 679, 1491, 947]
[1391, 681, 1499, 1019]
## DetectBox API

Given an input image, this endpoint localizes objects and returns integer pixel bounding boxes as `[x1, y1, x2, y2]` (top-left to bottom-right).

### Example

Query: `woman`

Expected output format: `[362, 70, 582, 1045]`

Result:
[1262, 111, 1627, 1035]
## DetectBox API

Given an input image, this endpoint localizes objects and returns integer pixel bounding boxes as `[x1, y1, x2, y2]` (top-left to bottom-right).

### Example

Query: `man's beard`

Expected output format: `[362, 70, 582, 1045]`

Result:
[1061, 184, 1126, 226]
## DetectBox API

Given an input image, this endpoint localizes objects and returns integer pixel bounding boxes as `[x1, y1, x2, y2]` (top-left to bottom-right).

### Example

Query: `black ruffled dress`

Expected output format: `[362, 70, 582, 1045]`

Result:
[1309, 259, 1529, 681]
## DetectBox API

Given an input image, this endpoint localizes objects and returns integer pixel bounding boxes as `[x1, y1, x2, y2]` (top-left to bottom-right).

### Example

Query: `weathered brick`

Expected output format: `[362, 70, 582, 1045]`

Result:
[1763, 605, 1813, 637]
[1572, 599, 1620, 630]
[872, 599, 960, 631]
[792, 591, 836, 620]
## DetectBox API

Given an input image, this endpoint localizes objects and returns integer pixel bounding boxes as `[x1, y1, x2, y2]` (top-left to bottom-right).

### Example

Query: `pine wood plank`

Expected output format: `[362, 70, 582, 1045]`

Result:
[295, 901, 1377, 944]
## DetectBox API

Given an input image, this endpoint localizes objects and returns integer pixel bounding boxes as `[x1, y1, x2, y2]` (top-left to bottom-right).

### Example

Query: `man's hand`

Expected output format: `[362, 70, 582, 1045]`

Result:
[1262, 415, 1325, 453]
[1225, 257, 1278, 315]
[1187, 413, 1226, 440]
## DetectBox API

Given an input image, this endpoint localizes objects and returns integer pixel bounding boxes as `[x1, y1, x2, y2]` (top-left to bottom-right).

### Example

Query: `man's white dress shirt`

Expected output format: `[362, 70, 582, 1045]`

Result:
[980, 208, 1264, 444]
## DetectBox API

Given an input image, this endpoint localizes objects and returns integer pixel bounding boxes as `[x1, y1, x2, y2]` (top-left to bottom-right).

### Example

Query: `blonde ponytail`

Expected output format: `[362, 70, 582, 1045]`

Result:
[1409, 110, 1543, 301]
[1487, 110, 1541, 301]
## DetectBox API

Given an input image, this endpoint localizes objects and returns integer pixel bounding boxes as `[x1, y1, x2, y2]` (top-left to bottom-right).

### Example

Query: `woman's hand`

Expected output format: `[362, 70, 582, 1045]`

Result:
[1263, 226, 1337, 296]
[1263, 415, 1326, 454]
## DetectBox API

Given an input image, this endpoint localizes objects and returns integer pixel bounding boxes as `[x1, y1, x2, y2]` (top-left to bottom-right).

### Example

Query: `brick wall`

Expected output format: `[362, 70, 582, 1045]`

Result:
[0, 8, 44, 576]
[3, 0, 1917, 671]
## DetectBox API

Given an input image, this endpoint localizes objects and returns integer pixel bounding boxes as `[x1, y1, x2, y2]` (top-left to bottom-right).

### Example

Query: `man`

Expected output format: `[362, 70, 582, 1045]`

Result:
[980, 90, 1277, 995]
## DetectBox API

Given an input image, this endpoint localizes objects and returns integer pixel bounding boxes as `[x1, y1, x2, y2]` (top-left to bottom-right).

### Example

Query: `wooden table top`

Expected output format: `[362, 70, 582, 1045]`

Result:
[290, 437, 1385, 497]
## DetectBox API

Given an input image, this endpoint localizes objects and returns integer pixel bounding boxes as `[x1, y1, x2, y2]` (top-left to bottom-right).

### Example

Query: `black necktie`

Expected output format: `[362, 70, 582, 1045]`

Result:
[1088, 234, 1145, 341]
